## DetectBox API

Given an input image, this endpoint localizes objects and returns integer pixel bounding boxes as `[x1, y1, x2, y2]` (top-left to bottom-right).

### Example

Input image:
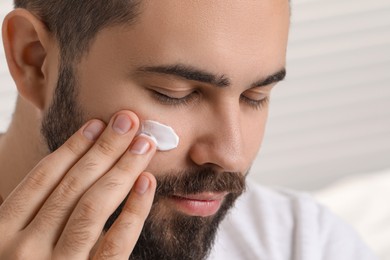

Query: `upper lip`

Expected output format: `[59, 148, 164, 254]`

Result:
[172, 192, 228, 201]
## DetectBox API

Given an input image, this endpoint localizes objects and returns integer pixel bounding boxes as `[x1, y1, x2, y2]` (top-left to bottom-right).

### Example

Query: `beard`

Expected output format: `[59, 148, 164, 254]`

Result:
[107, 168, 246, 260]
[41, 63, 247, 260]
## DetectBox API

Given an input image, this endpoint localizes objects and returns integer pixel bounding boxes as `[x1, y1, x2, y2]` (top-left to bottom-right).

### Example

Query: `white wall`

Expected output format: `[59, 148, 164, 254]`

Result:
[252, 0, 390, 190]
[1, 0, 390, 191]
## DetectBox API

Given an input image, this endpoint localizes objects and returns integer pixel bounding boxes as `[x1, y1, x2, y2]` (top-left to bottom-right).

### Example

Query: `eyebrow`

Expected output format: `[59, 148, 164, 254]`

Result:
[137, 64, 286, 88]
[252, 68, 286, 88]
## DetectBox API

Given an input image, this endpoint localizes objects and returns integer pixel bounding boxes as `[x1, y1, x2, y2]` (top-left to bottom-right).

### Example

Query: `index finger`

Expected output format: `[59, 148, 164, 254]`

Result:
[0, 119, 106, 231]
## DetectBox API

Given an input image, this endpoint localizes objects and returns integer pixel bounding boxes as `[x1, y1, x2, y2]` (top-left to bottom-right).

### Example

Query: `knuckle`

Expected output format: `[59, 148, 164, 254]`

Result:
[78, 155, 100, 173]
[115, 158, 136, 173]
[95, 240, 121, 259]
[116, 219, 138, 232]
[57, 174, 82, 198]
[94, 138, 117, 157]
[27, 161, 51, 190]
[64, 137, 85, 156]
[78, 155, 99, 173]
[121, 203, 146, 221]
[61, 226, 92, 253]
[0, 196, 27, 221]
[103, 177, 125, 191]
[28, 170, 47, 190]
[77, 198, 100, 220]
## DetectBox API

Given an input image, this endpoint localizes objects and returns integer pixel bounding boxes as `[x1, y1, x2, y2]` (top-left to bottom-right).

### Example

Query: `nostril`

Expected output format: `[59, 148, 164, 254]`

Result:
[189, 142, 244, 173]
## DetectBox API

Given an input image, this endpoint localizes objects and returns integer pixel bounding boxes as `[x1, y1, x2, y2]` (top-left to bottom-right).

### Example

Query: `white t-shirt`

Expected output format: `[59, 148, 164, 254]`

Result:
[209, 182, 378, 260]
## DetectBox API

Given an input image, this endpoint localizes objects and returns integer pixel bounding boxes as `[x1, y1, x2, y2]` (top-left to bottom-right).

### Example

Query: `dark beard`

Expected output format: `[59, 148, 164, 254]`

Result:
[41, 63, 247, 260]
[41, 63, 84, 153]
[105, 168, 246, 260]
[130, 193, 239, 260]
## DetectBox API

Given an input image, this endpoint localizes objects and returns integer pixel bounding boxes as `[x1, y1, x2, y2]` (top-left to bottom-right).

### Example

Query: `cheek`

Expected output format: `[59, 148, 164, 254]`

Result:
[242, 112, 268, 160]
[75, 58, 152, 121]
[145, 117, 195, 173]
[77, 78, 159, 125]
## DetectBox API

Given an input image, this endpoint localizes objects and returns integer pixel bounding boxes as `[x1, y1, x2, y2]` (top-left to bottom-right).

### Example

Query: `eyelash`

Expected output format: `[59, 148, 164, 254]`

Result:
[240, 95, 269, 110]
[152, 90, 269, 110]
[152, 91, 199, 107]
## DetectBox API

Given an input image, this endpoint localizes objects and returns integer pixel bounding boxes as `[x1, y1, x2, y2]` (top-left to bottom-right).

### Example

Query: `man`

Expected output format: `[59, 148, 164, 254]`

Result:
[0, 0, 377, 259]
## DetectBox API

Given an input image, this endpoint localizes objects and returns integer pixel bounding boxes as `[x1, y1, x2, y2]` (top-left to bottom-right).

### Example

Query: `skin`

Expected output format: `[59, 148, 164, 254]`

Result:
[0, 0, 290, 258]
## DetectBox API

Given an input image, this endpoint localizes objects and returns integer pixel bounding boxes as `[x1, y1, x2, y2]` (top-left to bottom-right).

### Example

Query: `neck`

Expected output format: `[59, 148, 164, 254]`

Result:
[0, 98, 47, 200]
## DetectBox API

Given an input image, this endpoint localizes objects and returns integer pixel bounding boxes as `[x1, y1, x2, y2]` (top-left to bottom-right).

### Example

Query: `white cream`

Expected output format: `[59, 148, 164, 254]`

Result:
[138, 120, 179, 151]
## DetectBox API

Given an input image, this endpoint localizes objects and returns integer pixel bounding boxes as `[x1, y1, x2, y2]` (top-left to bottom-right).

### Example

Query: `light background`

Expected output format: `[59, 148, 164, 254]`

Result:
[1, 0, 390, 258]
[2, 0, 389, 191]
[254, 0, 390, 190]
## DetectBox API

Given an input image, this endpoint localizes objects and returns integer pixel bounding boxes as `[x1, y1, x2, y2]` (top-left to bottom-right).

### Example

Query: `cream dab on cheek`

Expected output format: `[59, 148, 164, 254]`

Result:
[137, 120, 179, 151]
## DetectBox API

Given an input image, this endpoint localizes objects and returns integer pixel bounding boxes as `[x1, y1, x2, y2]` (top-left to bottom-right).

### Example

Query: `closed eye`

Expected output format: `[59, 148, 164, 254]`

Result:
[151, 90, 199, 106]
[240, 94, 269, 110]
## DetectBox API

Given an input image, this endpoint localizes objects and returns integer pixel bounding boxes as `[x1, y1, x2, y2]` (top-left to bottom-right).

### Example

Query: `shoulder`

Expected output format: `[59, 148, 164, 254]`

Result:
[209, 180, 378, 260]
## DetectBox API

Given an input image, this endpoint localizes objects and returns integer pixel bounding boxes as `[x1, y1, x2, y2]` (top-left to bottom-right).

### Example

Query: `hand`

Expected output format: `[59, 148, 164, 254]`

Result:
[0, 110, 157, 259]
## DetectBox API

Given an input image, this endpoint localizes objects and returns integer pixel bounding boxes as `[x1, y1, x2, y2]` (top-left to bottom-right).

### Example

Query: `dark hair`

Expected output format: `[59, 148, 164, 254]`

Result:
[14, 0, 141, 64]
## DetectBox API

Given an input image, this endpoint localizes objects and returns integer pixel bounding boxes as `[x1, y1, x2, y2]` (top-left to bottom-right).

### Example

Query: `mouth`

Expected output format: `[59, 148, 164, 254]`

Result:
[167, 192, 228, 217]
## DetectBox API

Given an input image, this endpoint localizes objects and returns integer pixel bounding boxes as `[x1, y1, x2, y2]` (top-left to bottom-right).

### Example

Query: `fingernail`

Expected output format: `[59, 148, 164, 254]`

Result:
[130, 138, 151, 155]
[83, 121, 104, 141]
[135, 175, 150, 195]
[112, 114, 132, 135]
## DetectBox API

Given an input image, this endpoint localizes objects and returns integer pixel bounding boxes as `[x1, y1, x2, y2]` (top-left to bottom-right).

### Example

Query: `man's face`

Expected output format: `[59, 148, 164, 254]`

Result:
[42, 0, 290, 259]
[76, 0, 289, 175]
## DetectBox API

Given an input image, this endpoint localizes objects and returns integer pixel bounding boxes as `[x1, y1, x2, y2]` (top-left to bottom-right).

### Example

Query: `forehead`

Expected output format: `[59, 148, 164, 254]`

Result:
[140, 0, 289, 37]
[139, 1, 289, 50]
[85, 0, 290, 82]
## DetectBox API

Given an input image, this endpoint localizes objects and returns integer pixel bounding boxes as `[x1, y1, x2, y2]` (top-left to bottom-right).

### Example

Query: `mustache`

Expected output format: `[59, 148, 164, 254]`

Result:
[154, 167, 246, 197]
[103, 167, 246, 233]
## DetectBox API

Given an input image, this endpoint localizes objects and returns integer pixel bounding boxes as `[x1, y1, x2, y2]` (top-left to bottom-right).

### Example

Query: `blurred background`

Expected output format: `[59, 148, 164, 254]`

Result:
[1, 0, 390, 258]
[254, 0, 390, 190]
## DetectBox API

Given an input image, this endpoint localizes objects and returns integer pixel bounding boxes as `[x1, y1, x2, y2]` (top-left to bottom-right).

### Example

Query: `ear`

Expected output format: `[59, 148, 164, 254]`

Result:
[2, 9, 53, 111]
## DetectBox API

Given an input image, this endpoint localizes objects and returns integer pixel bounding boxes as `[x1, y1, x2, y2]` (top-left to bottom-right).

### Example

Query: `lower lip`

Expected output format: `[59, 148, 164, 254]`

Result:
[169, 196, 225, 217]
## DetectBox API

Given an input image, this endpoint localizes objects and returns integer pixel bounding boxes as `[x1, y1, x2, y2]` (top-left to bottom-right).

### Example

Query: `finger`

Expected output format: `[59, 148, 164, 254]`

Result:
[53, 136, 156, 259]
[0, 119, 105, 232]
[93, 172, 156, 260]
[27, 111, 140, 241]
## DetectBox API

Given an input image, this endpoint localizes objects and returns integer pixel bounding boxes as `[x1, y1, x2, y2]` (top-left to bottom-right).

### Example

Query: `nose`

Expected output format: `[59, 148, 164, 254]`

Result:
[189, 104, 246, 173]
